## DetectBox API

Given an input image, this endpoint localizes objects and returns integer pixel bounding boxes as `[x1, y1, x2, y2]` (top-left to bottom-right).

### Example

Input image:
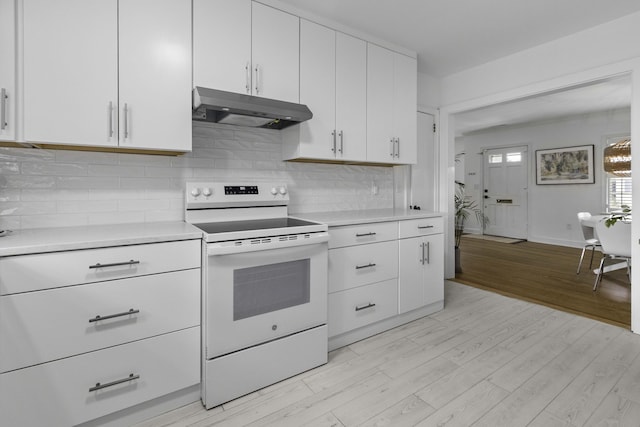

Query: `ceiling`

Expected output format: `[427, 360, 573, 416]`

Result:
[453, 75, 632, 136]
[275, 0, 640, 78]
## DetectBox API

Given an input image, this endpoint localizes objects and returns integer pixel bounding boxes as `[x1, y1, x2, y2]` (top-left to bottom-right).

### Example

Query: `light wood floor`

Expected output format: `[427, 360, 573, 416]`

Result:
[135, 282, 640, 427]
[455, 236, 631, 328]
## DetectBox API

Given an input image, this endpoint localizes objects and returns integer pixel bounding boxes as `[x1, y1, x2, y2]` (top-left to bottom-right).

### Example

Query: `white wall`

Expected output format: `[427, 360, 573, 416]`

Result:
[418, 72, 441, 110]
[456, 109, 630, 246]
[0, 122, 393, 230]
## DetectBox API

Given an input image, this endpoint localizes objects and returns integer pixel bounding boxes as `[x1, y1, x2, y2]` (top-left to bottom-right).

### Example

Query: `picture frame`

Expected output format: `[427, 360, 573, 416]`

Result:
[535, 145, 595, 185]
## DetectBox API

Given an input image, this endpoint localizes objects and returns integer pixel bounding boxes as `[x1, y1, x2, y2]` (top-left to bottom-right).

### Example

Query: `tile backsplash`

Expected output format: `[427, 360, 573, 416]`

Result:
[0, 122, 394, 230]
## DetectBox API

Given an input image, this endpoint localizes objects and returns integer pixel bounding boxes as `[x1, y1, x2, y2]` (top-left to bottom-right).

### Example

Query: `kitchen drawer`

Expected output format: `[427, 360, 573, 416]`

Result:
[328, 279, 398, 337]
[398, 217, 443, 239]
[0, 327, 200, 427]
[0, 239, 201, 295]
[329, 221, 398, 249]
[328, 240, 398, 293]
[1, 269, 200, 373]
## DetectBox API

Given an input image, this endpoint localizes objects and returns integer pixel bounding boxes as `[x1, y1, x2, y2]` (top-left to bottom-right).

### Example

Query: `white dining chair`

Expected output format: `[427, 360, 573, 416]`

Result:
[576, 212, 601, 274]
[593, 219, 632, 291]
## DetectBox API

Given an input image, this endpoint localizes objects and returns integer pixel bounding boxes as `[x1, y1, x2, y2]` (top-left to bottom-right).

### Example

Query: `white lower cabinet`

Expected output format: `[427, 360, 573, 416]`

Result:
[0, 238, 201, 426]
[327, 216, 444, 349]
[398, 218, 445, 313]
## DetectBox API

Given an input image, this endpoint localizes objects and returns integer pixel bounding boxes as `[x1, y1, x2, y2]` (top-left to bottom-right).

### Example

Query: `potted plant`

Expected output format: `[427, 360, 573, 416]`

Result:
[454, 181, 488, 273]
[604, 205, 631, 227]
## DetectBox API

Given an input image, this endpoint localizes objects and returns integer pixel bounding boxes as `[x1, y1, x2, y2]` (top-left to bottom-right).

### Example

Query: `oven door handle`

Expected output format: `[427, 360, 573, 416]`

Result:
[207, 232, 329, 255]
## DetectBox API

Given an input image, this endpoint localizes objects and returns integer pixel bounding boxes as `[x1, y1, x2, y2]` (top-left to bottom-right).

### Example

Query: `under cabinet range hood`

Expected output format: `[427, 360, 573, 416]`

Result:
[192, 87, 313, 130]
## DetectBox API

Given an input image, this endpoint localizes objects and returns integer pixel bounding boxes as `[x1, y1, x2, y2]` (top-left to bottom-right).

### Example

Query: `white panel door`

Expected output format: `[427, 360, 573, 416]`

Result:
[412, 112, 437, 211]
[0, 0, 15, 141]
[335, 32, 367, 161]
[483, 146, 528, 238]
[366, 44, 395, 163]
[298, 19, 336, 159]
[118, 0, 192, 151]
[251, 2, 299, 102]
[393, 53, 417, 164]
[23, 0, 118, 146]
[193, 0, 251, 94]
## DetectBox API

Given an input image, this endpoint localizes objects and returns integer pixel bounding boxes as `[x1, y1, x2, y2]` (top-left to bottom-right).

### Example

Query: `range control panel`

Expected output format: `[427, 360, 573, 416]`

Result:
[185, 182, 289, 209]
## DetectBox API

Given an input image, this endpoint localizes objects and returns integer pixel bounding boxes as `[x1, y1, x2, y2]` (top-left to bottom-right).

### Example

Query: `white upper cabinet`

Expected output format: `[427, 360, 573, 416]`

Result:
[0, 0, 16, 141]
[23, 0, 191, 152]
[23, 0, 118, 147]
[193, 0, 251, 95]
[366, 44, 417, 164]
[193, 0, 299, 103]
[284, 20, 366, 162]
[118, 0, 192, 151]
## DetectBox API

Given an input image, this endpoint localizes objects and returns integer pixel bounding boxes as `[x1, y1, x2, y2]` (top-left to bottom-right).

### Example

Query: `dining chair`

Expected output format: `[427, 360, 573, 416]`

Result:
[576, 212, 601, 274]
[593, 219, 631, 291]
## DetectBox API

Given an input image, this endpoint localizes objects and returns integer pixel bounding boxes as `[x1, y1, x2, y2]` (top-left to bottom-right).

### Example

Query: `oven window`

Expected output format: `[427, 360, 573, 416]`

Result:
[233, 259, 311, 321]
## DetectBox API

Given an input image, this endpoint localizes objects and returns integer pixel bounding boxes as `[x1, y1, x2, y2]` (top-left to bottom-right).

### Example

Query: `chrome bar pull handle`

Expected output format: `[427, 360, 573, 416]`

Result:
[390, 138, 394, 157]
[89, 308, 140, 323]
[123, 103, 129, 139]
[108, 101, 114, 138]
[355, 263, 376, 270]
[331, 130, 336, 153]
[338, 130, 344, 154]
[254, 65, 260, 95]
[418, 225, 435, 230]
[395, 137, 400, 158]
[355, 302, 376, 312]
[1, 88, 7, 130]
[355, 232, 376, 237]
[420, 242, 425, 265]
[89, 259, 140, 269]
[245, 62, 251, 93]
[426, 241, 430, 264]
[89, 373, 140, 392]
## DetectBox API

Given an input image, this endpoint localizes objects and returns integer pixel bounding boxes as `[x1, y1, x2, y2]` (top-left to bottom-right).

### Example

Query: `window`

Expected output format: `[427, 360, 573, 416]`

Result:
[488, 154, 502, 163]
[604, 137, 632, 212]
[506, 152, 522, 162]
[606, 176, 632, 211]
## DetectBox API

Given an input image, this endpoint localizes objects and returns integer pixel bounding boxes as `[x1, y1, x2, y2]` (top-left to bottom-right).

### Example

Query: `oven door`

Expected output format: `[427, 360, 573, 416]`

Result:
[205, 240, 328, 359]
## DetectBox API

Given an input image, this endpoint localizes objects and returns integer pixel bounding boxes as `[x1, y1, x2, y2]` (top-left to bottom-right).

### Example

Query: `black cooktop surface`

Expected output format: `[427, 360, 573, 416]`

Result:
[193, 217, 320, 235]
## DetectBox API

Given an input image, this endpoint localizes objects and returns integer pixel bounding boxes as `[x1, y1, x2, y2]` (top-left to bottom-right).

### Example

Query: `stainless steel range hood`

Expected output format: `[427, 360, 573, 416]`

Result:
[192, 86, 313, 130]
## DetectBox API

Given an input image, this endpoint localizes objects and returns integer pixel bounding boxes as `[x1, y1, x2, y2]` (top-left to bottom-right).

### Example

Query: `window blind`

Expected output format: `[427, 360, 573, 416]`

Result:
[606, 176, 632, 211]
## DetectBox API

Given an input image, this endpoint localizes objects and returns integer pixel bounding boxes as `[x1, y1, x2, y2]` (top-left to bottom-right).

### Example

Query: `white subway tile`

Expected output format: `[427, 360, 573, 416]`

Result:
[0, 161, 19, 174]
[22, 162, 88, 176]
[89, 164, 145, 177]
[57, 200, 118, 214]
[21, 213, 89, 229]
[56, 176, 119, 189]
[21, 189, 89, 202]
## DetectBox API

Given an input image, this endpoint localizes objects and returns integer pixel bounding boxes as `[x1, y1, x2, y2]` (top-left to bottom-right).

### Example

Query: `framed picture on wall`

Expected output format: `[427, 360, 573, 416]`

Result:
[535, 145, 595, 185]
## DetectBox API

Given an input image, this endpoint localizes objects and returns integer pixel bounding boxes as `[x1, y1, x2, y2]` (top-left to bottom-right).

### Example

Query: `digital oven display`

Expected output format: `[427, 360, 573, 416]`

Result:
[224, 185, 259, 195]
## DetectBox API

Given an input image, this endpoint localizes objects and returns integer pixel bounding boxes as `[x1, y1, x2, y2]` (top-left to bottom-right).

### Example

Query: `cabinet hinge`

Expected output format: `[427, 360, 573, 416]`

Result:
[433, 123, 436, 133]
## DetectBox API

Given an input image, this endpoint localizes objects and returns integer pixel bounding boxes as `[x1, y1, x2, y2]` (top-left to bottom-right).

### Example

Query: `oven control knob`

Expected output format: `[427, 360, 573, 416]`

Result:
[270, 187, 278, 196]
[278, 186, 287, 195]
[202, 187, 212, 197]
[190, 188, 201, 197]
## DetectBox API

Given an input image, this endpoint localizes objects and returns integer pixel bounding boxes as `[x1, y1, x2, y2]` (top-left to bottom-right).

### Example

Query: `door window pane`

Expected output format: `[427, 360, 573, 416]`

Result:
[489, 154, 503, 163]
[233, 259, 310, 320]
[506, 152, 522, 162]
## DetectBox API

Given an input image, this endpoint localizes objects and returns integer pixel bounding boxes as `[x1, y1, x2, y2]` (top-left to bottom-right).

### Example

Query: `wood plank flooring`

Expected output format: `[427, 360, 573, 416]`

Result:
[134, 282, 640, 427]
[455, 236, 631, 328]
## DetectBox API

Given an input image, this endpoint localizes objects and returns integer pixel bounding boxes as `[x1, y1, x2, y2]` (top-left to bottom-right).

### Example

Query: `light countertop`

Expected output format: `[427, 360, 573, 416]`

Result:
[0, 221, 204, 257]
[293, 208, 443, 227]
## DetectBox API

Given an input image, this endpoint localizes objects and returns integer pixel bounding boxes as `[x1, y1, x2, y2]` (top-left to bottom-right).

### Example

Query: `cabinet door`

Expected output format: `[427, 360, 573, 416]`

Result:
[398, 236, 424, 313]
[298, 19, 336, 160]
[398, 234, 444, 313]
[366, 43, 395, 163]
[252, 2, 299, 102]
[0, 0, 15, 141]
[23, 0, 118, 146]
[193, 0, 251, 94]
[335, 33, 367, 162]
[119, 0, 192, 151]
[393, 53, 417, 164]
